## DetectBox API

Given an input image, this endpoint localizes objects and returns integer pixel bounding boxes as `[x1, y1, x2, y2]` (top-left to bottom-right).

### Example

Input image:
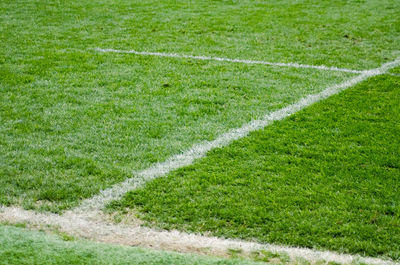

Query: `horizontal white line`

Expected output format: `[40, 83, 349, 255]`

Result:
[0, 207, 398, 265]
[75, 56, 400, 213]
[94, 48, 366, 74]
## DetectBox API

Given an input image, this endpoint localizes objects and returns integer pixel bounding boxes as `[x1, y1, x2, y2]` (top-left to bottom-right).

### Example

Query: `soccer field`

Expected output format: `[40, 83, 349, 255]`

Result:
[1, 0, 399, 264]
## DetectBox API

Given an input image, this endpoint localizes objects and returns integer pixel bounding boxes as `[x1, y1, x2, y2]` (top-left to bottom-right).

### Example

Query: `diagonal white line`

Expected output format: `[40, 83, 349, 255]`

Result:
[75, 56, 400, 213]
[94, 48, 366, 74]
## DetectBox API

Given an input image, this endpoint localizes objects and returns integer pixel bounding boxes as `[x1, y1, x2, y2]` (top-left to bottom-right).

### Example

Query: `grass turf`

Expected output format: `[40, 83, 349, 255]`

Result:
[0, 48, 353, 213]
[112, 75, 400, 260]
[0, 225, 265, 265]
[1, 0, 399, 212]
[2, 0, 399, 69]
[7, 0, 397, 212]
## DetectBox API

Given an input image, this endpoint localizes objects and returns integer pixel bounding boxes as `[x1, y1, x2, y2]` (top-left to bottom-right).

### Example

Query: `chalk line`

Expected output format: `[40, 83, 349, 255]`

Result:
[94, 48, 366, 74]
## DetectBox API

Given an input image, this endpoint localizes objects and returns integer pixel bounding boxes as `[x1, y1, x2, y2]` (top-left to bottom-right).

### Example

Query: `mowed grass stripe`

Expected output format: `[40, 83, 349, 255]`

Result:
[112, 75, 400, 260]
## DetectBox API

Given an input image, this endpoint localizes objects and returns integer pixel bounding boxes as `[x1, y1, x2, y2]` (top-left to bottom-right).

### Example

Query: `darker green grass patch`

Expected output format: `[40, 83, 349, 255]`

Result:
[114, 75, 400, 260]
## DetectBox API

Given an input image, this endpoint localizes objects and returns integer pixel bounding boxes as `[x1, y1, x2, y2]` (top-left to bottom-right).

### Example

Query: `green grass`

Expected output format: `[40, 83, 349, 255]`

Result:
[389, 67, 400, 75]
[0, 49, 353, 213]
[1, 0, 399, 69]
[1, 0, 399, 263]
[4, 0, 395, 212]
[0, 225, 265, 265]
[1, 0, 399, 212]
[113, 75, 400, 260]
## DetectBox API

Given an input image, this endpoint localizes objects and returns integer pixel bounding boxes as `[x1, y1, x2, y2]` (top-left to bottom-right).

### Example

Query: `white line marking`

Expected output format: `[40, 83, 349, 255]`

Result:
[1, 58, 399, 265]
[0, 206, 398, 265]
[94, 48, 366, 74]
[75, 56, 400, 213]
[388, 72, 400, 77]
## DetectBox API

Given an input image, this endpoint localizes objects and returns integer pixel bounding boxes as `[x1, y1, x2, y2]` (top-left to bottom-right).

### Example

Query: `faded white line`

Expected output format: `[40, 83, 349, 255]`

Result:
[0, 206, 398, 265]
[388, 72, 400, 77]
[94, 48, 365, 74]
[75, 57, 400, 213]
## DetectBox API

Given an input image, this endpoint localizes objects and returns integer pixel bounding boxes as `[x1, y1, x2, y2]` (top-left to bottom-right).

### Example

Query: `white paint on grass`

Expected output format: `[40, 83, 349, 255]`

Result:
[94, 48, 366, 74]
[1, 58, 400, 265]
[75, 56, 400, 213]
[0, 206, 398, 265]
[388, 72, 400, 77]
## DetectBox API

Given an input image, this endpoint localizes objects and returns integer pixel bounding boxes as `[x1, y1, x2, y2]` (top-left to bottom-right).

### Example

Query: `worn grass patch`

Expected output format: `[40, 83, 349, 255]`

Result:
[0, 225, 267, 265]
[113, 75, 400, 260]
